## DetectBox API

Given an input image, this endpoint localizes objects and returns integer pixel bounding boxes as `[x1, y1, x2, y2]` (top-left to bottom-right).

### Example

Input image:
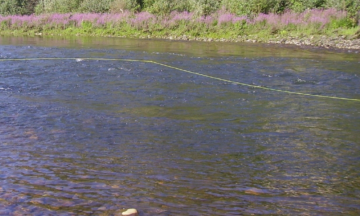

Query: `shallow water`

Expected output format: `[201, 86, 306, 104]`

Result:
[0, 36, 360, 215]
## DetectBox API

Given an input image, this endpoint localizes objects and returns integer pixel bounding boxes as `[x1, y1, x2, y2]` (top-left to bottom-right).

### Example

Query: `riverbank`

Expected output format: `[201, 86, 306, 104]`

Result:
[1, 9, 359, 50]
[3, 29, 360, 50]
[136, 34, 360, 50]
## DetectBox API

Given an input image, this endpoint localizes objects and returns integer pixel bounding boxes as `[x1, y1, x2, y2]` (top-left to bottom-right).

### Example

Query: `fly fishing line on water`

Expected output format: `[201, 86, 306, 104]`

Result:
[1, 57, 359, 102]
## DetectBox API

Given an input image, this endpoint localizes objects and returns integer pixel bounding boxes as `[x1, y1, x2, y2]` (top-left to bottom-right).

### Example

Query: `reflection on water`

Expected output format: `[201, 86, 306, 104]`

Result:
[1, 35, 360, 60]
[0, 37, 360, 215]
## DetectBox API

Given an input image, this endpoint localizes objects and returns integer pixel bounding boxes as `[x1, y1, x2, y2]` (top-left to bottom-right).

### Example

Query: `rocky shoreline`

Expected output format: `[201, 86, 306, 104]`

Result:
[137, 34, 360, 51]
[268, 35, 360, 50]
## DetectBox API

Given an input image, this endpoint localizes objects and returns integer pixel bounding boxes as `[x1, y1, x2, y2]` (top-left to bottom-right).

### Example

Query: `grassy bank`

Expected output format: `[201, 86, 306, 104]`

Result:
[1, 9, 360, 49]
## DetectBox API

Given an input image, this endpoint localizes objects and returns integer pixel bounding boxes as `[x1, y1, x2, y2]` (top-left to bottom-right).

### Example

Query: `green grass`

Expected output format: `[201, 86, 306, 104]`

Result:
[2, 24, 359, 44]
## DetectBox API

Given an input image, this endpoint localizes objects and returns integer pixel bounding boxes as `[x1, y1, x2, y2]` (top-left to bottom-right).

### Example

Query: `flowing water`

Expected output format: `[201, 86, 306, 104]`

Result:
[0, 36, 360, 215]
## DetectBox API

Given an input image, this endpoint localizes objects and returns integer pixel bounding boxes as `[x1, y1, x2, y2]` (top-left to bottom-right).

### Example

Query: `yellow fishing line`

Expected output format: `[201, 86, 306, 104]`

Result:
[1, 57, 359, 102]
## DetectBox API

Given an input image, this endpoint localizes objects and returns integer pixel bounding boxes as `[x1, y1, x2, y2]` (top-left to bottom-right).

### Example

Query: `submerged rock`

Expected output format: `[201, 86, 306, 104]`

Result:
[244, 188, 267, 195]
[293, 78, 307, 84]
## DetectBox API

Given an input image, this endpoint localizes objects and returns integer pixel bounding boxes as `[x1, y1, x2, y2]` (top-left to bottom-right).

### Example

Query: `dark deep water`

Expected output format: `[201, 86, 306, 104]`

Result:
[0, 36, 360, 215]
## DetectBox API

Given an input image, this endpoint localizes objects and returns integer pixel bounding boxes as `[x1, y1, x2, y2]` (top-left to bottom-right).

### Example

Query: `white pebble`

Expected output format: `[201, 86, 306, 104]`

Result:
[122, 208, 138, 216]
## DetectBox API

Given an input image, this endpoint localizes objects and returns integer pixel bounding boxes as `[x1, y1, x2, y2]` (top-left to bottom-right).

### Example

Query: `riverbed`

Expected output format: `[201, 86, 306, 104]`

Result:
[0, 36, 360, 215]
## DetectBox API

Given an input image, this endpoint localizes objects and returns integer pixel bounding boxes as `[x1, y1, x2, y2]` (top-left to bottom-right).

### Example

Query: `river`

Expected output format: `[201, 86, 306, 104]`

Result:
[0, 36, 359, 215]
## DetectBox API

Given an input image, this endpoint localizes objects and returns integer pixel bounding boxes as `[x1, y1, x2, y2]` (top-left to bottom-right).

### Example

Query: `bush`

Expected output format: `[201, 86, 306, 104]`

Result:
[330, 17, 356, 28]
[0, 0, 26, 15]
[143, 0, 220, 16]
[289, 0, 326, 12]
[193, 0, 221, 16]
[1, 0, 360, 25]
[110, 0, 141, 13]
[35, 0, 82, 14]
[25, 0, 40, 14]
[325, 0, 356, 10]
[326, 0, 360, 24]
[221, 0, 290, 15]
[172, 0, 192, 13]
[145, 0, 172, 15]
[220, 0, 327, 15]
[78, 0, 114, 13]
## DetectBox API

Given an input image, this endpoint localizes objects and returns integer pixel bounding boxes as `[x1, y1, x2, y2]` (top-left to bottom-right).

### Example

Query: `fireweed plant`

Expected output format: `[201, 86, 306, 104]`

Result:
[0, 9, 359, 41]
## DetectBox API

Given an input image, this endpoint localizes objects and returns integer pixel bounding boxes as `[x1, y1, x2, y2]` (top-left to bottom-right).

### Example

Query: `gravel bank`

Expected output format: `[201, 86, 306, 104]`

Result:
[138, 33, 360, 50]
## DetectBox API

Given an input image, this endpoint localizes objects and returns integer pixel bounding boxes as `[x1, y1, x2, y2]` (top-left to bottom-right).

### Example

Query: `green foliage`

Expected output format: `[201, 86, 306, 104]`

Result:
[0, 0, 26, 15]
[145, 0, 172, 14]
[219, 0, 358, 15]
[110, 0, 141, 12]
[35, 0, 82, 14]
[79, 0, 114, 13]
[0, 0, 40, 15]
[1, 8, 360, 42]
[329, 17, 356, 29]
[326, 0, 360, 24]
[192, 0, 221, 16]
[171, 0, 192, 12]
[1, 0, 360, 23]
[325, 0, 356, 10]
[25, 0, 40, 14]
[234, 19, 248, 33]
[142, 0, 154, 9]
[289, 0, 326, 12]
[1, 20, 10, 30]
[35, 0, 137, 14]
[81, 20, 93, 28]
[221, 0, 290, 15]
[143, 0, 196, 15]
[142, 0, 221, 16]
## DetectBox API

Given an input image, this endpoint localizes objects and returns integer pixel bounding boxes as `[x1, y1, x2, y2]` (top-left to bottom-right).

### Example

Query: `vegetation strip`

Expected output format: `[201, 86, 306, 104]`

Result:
[1, 1, 360, 49]
[1, 57, 359, 102]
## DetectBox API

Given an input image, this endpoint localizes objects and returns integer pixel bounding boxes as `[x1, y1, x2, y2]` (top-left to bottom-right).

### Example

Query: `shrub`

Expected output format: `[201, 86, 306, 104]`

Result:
[169, 0, 192, 12]
[143, 0, 220, 16]
[289, 0, 326, 12]
[35, 0, 82, 14]
[325, 0, 357, 11]
[79, 0, 113, 13]
[110, 0, 141, 12]
[191, 0, 221, 16]
[326, 0, 360, 25]
[330, 17, 356, 28]
[221, 0, 290, 15]
[145, 0, 172, 15]
[24, 0, 40, 14]
[0, 0, 26, 15]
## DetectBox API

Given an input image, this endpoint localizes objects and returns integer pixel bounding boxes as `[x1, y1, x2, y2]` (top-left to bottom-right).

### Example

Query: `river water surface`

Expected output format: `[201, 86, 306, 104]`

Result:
[0, 36, 360, 215]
